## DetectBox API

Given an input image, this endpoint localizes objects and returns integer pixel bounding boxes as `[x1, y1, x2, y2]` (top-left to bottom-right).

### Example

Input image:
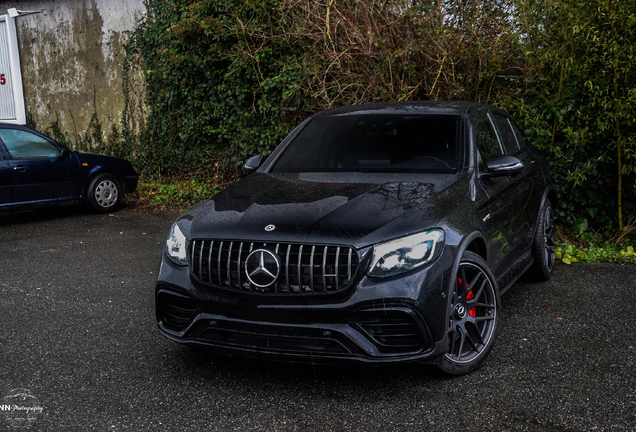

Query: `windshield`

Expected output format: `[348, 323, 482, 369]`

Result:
[271, 114, 460, 174]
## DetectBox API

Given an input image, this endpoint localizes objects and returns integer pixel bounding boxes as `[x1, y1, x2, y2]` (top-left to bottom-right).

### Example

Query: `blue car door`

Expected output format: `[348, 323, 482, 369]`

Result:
[0, 128, 80, 206]
[0, 146, 12, 205]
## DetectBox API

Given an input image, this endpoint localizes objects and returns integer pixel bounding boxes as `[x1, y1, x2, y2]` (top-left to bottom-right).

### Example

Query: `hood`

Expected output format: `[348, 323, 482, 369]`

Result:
[75, 151, 134, 168]
[75, 151, 127, 161]
[75, 151, 137, 176]
[188, 173, 464, 248]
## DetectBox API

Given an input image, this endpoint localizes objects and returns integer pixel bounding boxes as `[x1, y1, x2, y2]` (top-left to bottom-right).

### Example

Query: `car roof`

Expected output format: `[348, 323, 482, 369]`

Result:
[312, 100, 507, 118]
[0, 123, 34, 129]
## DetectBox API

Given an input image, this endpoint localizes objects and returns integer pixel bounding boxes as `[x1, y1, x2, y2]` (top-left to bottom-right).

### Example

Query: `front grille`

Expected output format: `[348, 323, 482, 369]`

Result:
[189, 240, 359, 295]
[199, 320, 353, 355]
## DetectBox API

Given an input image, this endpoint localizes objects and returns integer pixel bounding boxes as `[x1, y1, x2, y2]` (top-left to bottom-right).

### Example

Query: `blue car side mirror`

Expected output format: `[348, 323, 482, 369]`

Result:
[58, 148, 71, 159]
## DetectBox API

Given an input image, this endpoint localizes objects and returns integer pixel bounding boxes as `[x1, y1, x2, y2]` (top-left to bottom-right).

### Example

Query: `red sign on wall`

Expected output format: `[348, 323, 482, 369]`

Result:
[0, 14, 26, 124]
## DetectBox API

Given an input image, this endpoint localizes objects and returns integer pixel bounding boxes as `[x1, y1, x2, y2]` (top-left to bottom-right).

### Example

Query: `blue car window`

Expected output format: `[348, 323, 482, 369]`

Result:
[0, 129, 61, 159]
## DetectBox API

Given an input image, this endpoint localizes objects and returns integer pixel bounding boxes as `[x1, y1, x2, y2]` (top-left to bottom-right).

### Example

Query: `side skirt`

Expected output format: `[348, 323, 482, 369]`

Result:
[497, 252, 534, 295]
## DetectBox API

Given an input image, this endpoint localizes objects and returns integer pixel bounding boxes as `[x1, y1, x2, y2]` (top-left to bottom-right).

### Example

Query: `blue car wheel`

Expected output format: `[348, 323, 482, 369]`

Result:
[88, 174, 121, 213]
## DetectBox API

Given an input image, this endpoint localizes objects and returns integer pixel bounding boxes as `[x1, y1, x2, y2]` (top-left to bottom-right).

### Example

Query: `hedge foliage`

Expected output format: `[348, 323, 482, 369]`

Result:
[125, 0, 526, 174]
[507, 0, 636, 230]
[121, 0, 636, 232]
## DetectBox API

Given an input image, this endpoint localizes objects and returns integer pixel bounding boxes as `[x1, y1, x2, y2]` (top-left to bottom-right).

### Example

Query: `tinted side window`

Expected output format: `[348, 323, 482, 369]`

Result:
[509, 119, 528, 149]
[0, 129, 61, 159]
[474, 114, 502, 163]
[490, 113, 519, 155]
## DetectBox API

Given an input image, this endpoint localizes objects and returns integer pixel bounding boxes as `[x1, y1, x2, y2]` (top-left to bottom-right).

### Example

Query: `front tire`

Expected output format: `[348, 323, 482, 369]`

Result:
[88, 174, 121, 213]
[437, 251, 500, 376]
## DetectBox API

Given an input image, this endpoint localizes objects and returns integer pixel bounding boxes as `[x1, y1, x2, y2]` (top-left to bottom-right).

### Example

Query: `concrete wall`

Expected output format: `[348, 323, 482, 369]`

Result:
[1, 0, 145, 141]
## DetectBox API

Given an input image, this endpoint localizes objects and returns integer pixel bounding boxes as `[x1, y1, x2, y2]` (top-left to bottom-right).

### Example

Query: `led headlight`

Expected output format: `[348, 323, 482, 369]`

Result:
[166, 223, 188, 266]
[368, 229, 445, 277]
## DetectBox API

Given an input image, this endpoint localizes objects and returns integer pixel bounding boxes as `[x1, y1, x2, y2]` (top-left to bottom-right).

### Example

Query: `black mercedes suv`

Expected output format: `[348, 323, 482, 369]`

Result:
[155, 101, 555, 375]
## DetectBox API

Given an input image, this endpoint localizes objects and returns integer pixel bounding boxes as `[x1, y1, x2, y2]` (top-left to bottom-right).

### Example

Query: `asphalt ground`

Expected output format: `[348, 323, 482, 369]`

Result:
[0, 207, 634, 431]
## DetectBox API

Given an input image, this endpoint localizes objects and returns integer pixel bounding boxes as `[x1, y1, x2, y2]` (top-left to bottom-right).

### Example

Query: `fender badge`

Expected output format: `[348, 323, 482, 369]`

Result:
[264, 224, 276, 232]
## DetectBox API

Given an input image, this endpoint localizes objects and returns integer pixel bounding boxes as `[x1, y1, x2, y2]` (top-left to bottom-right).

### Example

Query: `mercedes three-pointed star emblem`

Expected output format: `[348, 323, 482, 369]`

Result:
[244, 249, 281, 288]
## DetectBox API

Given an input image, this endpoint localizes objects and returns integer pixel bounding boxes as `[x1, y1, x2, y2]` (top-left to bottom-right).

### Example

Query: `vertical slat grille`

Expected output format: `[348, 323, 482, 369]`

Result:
[189, 240, 359, 295]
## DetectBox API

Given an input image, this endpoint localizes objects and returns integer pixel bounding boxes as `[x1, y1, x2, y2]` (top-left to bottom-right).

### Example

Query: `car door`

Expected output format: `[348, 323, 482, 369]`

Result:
[489, 112, 542, 249]
[0, 145, 12, 206]
[473, 109, 536, 277]
[0, 128, 81, 206]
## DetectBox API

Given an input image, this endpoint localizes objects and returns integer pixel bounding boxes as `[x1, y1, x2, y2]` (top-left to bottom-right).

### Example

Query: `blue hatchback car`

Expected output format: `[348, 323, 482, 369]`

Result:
[0, 124, 138, 213]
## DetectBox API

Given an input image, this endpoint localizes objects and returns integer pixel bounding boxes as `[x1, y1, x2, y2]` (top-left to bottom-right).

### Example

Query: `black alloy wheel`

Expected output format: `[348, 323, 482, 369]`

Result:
[437, 251, 500, 375]
[530, 199, 556, 281]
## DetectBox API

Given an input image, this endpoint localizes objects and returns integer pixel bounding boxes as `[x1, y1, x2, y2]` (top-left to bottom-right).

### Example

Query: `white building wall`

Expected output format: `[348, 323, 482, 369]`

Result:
[1, 0, 146, 138]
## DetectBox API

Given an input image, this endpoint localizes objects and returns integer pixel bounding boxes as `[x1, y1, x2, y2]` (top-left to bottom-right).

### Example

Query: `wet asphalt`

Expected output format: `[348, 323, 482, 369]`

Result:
[0, 207, 634, 431]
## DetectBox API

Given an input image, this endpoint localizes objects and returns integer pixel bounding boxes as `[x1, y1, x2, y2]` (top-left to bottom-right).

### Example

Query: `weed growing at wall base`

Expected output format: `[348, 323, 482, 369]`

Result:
[129, 179, 222, 213]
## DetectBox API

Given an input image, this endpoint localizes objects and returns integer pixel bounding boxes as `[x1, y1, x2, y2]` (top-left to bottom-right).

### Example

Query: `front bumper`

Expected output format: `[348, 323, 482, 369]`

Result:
[155, 247, 454, 365]
[124, 174, 139, 195]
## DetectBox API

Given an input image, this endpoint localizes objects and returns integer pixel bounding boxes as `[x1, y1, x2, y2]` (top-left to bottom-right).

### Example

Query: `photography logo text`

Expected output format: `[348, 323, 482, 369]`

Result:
[0, 389, 43, 429]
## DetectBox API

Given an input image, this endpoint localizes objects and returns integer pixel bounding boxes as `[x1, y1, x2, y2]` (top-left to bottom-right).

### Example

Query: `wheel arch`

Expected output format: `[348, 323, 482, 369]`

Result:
[442, 231, 491, 338]
[533, 186, 557, 238]
[548, 190, 558, 213]
[447, 230, 490, 295]
[543, 187, 557, 212]
[464, 236, 487, 263]
[84, 169, 126, 198]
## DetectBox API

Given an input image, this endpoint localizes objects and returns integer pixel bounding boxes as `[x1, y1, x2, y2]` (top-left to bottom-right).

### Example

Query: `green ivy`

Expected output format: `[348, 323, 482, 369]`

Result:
[124, 0, 531, 178]
[120, 0, 636, 234]
[505, 0, 636, 232]
[123, 0, 306, 179]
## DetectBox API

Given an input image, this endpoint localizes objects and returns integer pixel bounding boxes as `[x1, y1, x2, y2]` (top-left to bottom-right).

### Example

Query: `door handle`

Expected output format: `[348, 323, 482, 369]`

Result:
[13, 165, 26, 172]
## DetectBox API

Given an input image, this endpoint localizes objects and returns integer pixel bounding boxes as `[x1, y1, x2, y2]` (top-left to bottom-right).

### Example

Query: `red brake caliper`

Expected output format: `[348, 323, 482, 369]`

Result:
[457, 277, 477, 317]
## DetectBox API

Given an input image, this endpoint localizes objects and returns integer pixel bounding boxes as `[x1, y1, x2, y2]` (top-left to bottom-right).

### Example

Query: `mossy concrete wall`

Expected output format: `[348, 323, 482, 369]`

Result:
[5, 0, 145, 141]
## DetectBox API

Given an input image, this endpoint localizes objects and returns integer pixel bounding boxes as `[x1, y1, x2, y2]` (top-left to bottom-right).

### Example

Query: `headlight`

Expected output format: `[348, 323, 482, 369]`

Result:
[166, 223, 188, 266]
[368, 229, 445, 277]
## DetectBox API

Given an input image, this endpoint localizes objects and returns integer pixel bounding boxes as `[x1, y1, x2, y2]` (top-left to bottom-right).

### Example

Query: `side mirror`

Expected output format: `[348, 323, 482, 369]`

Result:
[244, 155, 263, 175]
[58, 148, 71, 159]
[484, 155, 523, 177]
